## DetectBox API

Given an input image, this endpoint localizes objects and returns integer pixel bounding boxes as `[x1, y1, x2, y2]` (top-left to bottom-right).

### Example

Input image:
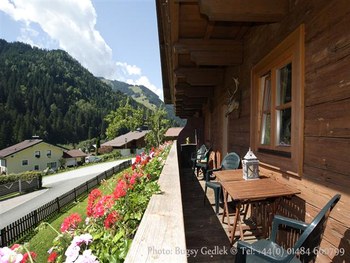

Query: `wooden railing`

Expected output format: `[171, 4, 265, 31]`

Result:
[0, 160, 131, 247]
[125, 142, 187, 263]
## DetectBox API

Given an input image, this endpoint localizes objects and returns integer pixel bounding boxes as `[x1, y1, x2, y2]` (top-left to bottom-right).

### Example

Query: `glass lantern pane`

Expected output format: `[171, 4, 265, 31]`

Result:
[277, 63, 292, 105]
[277, 108, 291, 146]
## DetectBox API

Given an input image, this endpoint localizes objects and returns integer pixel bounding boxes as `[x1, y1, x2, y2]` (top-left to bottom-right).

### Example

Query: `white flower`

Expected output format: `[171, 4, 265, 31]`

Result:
[64, 243, 80, 263]
[74, 250, 99, 263]
[72, 233, 93, 246]
[0, 247, 23, 263]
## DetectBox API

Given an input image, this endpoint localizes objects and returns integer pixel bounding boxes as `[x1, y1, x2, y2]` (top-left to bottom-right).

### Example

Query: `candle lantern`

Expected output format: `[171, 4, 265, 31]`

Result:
[242, 148, 259, 180]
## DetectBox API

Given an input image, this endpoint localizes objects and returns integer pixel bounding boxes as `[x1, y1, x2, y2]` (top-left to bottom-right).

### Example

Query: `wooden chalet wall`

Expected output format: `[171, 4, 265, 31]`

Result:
[204, 1, 350, 262]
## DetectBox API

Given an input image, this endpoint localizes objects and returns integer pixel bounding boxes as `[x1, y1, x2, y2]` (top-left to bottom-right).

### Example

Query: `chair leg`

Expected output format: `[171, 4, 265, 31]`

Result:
[214, 188, 220, 214]
[203, 185, 208, 205]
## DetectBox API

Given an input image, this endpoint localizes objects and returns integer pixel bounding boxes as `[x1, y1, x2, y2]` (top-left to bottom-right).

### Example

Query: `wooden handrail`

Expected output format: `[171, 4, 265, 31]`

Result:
[125, 142, 187, 263]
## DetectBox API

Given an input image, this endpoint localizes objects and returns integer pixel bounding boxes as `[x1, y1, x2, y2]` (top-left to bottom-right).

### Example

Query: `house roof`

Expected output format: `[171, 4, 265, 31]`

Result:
[102, 130, 150, 148]
[165, 127, 183, 137]
[63, 149, 88, 158]
[0, 139, 43, 158]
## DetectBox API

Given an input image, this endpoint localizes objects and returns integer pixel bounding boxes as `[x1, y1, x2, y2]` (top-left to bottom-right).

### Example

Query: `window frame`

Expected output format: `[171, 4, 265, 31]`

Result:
[22, 160, 28, 166]
[250, 25, 304, 177]
[34, 151, 41, 158]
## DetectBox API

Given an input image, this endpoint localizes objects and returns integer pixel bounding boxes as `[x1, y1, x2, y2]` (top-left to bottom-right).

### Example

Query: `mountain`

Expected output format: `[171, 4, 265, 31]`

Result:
[101, 79, 186, 126]
[0, 39, 141, 149]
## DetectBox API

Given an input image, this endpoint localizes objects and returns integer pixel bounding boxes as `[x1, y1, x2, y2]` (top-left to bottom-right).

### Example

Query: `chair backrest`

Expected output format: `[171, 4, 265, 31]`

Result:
[290, 194, 341, 262]
[196, 144, 207, 158]
[221, 152, 240, 170]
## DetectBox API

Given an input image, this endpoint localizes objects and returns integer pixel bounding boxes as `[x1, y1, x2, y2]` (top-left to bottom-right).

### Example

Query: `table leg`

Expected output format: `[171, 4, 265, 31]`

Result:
[229, 203, 241, 245]
[222, 190, 230, 225]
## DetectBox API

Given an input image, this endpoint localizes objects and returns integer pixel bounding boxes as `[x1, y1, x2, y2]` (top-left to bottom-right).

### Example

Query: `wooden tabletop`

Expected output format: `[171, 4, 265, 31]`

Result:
[213, 169, 244, 182]
[221, 178, 300, 202]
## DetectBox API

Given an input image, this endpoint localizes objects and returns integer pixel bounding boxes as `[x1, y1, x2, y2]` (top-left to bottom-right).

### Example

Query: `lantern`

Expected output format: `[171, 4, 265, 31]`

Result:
[242, 148, 259, 180]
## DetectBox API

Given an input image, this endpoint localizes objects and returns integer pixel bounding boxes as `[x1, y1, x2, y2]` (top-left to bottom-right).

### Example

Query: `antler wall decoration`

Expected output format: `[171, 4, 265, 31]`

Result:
[225, 77, 240, 117]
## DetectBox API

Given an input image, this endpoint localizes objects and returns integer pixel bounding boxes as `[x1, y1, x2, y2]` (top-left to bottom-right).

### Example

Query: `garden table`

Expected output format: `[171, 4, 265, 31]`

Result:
[221, 178, 300, 245]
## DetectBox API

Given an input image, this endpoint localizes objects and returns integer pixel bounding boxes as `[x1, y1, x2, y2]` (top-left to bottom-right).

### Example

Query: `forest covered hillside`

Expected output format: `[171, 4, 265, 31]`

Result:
[101, 79, 185, 126]
[0, 39, 180, 149]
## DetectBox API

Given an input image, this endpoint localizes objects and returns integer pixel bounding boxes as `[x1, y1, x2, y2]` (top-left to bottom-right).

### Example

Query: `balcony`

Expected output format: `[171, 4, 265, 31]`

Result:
[126, 142, 237, 262]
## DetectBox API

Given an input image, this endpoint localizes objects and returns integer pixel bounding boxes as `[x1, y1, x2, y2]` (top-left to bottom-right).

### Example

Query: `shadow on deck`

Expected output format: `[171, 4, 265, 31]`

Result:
[180, 167, 236, 262]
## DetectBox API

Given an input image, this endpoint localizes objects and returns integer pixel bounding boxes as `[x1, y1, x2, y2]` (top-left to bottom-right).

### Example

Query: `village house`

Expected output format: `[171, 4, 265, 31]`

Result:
[62, 149, 87, 167]
[101, 129, 150, 156]
[0, 138, 65, 175]
[164, 127, 184, 141]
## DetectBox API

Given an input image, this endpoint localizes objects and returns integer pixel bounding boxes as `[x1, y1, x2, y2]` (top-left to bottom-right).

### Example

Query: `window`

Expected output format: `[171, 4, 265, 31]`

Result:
[251, 25, 304, 176]
[34, 165, 39, 171]
[35, 151, 40, 158]
[47, 162, 57, 169]
[22, 160, 28, 166]
[47, 150, 52, 158]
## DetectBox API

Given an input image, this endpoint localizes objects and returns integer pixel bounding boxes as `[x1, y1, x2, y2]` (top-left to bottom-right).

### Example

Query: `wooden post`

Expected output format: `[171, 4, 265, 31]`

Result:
[33, 210, 39, 226]
[56, 197, 60, 213]
[1, 228, 7, 247]
[18, 179, 22, 193]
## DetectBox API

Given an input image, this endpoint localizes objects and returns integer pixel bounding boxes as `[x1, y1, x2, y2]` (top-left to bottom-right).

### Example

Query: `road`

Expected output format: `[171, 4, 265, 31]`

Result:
[0, 159, 131, 229]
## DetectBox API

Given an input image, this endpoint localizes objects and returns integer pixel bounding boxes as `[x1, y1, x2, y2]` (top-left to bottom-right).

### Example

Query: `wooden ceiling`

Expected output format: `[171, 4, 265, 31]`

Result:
[156, 0, 289, 118]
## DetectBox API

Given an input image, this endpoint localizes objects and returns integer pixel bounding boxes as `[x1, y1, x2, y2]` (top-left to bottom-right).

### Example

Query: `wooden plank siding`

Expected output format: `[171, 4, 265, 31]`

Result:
[201, 1, 350, 261]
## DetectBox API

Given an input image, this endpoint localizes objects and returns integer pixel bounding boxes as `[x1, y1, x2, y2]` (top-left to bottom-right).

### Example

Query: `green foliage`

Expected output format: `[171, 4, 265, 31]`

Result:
[0, 39, 130, 149]
[96, 137, 101, 155]
[145, 106, 170, 148]
[104, 99, 145, 139]
[101, 78, 186, 127]
[0, 171, 42, 184]
[36, 142, 172, 262]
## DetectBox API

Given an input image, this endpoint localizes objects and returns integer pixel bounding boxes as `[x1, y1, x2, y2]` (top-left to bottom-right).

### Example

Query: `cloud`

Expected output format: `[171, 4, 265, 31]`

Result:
[0, 0, 163, 100]
[115, 61, 163, 98]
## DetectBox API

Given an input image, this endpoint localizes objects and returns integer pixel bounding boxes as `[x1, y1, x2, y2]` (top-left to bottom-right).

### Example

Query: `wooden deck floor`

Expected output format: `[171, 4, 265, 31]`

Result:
[180, 167, 236, 262]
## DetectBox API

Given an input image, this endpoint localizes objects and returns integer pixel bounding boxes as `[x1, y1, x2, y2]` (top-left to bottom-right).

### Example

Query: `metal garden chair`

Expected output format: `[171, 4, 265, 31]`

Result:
[204, 152, 240, 214]
[235, 194, 341, 263]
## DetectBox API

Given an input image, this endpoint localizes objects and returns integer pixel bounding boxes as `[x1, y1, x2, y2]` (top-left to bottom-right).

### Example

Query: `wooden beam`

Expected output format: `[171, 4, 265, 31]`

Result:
[176, 94, 208, 104]
[199, 0, 289, 22]
[174, 39, 243, 65]
[175, 84, 213, 97]
[190, 50, 242, 66]
[174, 39, 242, 54]
[175, 68, 224, 86]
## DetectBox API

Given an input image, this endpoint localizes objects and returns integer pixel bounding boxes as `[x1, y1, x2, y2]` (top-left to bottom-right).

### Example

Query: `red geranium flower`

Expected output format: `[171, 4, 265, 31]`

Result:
[87, 189, 102, 216]
[10, 244, 20, 250]
[21, 251, 37, 263]
[60, 213, 82, 233]
[104, 211, 119, 229]
[113, 179, 127, 199]
[47, 251, 58, 263]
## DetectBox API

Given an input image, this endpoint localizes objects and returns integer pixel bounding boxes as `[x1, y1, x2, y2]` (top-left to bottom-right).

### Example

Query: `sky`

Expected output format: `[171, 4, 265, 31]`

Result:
[0, 0, 164, 100]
